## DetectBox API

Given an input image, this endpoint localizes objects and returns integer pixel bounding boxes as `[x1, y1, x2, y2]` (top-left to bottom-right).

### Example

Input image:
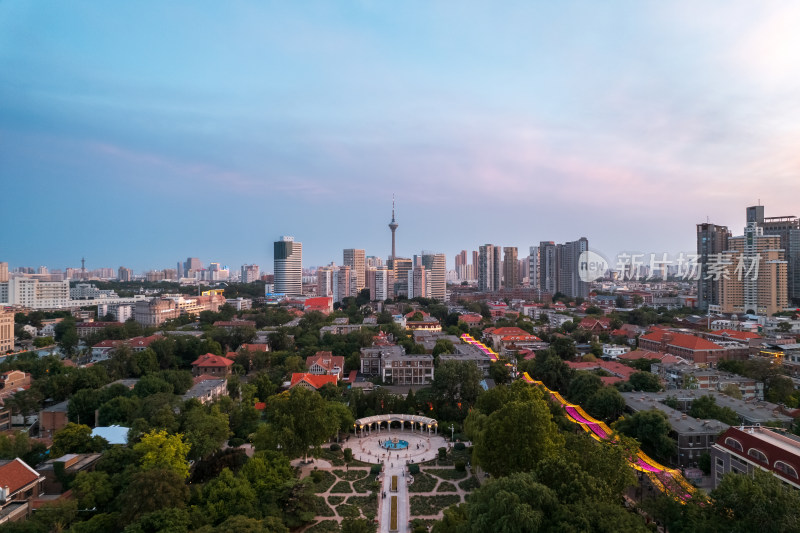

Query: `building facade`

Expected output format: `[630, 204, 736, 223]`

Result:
[274, 236, 303, 296]
[503, 247, 519, 289]
[343, 249, 366, 292]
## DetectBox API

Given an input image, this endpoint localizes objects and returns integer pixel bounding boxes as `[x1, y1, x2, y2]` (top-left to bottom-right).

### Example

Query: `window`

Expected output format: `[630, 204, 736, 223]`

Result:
[716, 457, 724, 466]
[775, 461, 799, 479]
[748, 448, 768, 463]
[725, 437, 743, 452]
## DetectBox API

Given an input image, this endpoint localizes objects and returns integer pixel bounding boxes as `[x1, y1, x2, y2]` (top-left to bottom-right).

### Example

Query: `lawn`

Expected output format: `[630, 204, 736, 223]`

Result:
[330, 481, 354, 494]
[425, 468, 468, 480]
[436, 481, 458, 493]
[458, 476, 481, 492]
[347, 495, 378, 520]
[328, 495, 345, 506]
[311, 471, 338, 493]
[353, 475, 380, 494]
[313, 495, 335, 517]
[409, 495, 461, 516]
[333, 469, 370, 481]
[408, 472, 437, 493]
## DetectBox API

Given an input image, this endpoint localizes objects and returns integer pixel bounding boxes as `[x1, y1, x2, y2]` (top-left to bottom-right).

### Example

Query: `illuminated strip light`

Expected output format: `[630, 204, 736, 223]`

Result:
[520, 372, 697, 501]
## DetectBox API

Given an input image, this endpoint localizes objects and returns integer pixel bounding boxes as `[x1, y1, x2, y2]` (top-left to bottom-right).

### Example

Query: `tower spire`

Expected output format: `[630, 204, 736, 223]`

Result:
[388, 195, 399, 261]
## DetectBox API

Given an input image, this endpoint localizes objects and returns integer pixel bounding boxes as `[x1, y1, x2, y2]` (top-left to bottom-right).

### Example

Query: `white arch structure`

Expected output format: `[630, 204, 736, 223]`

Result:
[353, 414, 438, 437]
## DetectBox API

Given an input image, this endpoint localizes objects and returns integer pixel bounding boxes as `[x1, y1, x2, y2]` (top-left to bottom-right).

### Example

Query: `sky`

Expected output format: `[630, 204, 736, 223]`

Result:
[2, 1, 800, 274]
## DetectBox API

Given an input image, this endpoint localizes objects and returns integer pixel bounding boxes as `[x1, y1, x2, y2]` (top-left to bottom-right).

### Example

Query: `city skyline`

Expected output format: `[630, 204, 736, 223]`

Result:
[3, 2, 800, 271]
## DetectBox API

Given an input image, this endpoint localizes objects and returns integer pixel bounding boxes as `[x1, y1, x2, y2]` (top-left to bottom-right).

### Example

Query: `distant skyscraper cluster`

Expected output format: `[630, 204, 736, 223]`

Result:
[698, 205, 798, 315]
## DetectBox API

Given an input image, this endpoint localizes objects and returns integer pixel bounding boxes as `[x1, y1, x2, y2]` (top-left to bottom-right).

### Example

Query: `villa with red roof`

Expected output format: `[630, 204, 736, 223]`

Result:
[578, 317, 612, 333]
[129, 335, 161, 352]
[458, 313, 483, 326]
[191, 353, 235, 377]
[306, 351, 345, 380]
[638, 330, 725, 364]
[484, 327, 541, 350]
[240, 343, 269, 353]
[289, 373, 338, 390]
[0, 458, 43, 523]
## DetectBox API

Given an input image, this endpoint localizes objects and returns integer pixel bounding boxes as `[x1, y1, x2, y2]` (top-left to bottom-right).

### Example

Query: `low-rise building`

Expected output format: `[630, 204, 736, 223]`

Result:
[711, 426, 800, 489]
[382, 352, 434, 385]
[0, 458, 44, 524]
[305, 351, 345, 380]
[75, 321, 124, 338]
[39, 400, 69, 439]
[289, 373, 338, 391]
[639, 329, 726, 365]
[621, 392, 729, 467]
[652, 363, 764, 401]
[190, 353, 234, 377]
[0, 371, 31, 399]
[183, 378, 228, 404]
[36, 454, 102, 494]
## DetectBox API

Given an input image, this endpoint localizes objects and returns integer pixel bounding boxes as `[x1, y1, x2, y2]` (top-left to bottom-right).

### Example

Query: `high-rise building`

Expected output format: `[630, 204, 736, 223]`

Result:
[557, 238, 589, 299]
[317, 264, 336, 298]
[0, 278, 70, 309]
[478, 245, 495, 292]
[118, 266, 133, 282]
[343, 249, 366, 291]
[455, 250, 468, 280]
[241, 264, 260, 283]
[478, 245, 503, 292]
[503, 247, 519, 289]
[538, 242, 557, 294]
[697, 223, 731, 310]
[389, 258, 412, 298]
[366, 256, 384, 269]
[756, 208, 800, 304]
[37, 266, 48, 275]
[0, 309, 12, 353]
[367, 266, 390, 302]
[529, 246, 540, 290]
[0, 262, 8, 283]
[420, 252, 446, 302]
[184, 257, 202, 279]
[274, 236, 303, 296]
[408, 265, 427, 299]
[719, 218, 787, 316]
[334, 265, 352, 304]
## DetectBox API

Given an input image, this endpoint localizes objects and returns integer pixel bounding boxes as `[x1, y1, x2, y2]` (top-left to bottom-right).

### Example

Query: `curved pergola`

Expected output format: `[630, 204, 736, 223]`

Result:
[353, 413, 438, 437]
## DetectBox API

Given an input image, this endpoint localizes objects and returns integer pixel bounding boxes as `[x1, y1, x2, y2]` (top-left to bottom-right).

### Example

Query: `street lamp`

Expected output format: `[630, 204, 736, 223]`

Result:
[449, 424, 454, 443]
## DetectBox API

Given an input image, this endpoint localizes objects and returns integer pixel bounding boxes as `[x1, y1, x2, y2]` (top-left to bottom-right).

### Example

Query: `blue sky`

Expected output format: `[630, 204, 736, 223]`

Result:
[2, 1, 800, 273]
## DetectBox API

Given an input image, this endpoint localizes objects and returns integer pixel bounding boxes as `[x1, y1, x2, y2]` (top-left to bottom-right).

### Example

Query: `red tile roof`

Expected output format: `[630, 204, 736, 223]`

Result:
[711, 329, 762, 341]
[618, 350, 684, 365]
[240, 344, 269, 352]
[289, 373, 338, 389]
[191, 353, 235, 368]
[640, 330, 724, 351]
[566, 361, 636, 380]
[0, 458, 40, 495]
[488, 327, 530, 337]
[193, 373, 221, 384]
[254, 402, 266, 411]
[129, 335, 160, 349]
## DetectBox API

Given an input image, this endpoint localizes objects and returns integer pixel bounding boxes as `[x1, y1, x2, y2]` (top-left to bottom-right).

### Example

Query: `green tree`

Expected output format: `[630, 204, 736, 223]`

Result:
[585, 387, 626, 422]
[614, 409, 676, 463]
[432, 339, 455, 357]
[766, 375, 795, 405]
[133, 429, 191, 478]
[67, 388, 102, 426]
[54, 317, 79, 356]
[51, 423, 107, 457]
[567, 372, 603, 405]
[118, 468, 189, 524]
[71, 470, 114, 511]
[777, 321, 792, 333]
[473, 390, 564, 477]
[182, 405, 231, 460]
[214, 515, 288, 533]
[258, 388, 338, 461]
[628, 371, 661, 392]
[201, 468, 258, 525]
[432, 360, 484, 420]
[488, 361, 511, 385]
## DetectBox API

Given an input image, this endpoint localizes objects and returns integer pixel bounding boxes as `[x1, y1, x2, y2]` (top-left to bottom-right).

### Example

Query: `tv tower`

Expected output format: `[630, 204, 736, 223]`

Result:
[388, 196, 399, 260]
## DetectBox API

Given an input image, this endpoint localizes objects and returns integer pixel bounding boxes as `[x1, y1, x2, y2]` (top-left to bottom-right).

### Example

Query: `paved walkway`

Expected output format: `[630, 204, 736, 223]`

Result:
[353, 430, 448, 465]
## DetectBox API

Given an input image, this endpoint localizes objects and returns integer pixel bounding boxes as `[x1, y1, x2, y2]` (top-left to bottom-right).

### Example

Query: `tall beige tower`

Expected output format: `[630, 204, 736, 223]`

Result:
[343, 249, 366, 291]
[719, 221, 788, 316]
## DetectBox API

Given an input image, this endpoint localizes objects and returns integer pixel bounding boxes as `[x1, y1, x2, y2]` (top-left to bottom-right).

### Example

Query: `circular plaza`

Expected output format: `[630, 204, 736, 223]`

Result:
[351, 414, 449, 465]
